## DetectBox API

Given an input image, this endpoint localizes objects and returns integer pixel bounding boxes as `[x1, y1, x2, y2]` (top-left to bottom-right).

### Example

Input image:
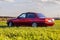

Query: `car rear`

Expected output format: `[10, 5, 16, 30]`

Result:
[45, 18, 55, 26]
[36, 13, 55, 26]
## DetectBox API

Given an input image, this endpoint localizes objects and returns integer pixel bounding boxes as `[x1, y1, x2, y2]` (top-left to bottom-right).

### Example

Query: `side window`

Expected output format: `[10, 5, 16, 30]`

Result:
[27, 13, 36, 18]
[18, 13, 26, 18]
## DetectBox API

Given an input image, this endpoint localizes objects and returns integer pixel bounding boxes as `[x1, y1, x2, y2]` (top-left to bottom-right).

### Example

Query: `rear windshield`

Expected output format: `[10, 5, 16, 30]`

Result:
[37, 13, 45, 18]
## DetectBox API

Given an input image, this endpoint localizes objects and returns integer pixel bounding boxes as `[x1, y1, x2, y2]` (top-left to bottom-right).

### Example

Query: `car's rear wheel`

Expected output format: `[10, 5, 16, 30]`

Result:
[32, 23, 37, 27]
[8, 22, 13, 27]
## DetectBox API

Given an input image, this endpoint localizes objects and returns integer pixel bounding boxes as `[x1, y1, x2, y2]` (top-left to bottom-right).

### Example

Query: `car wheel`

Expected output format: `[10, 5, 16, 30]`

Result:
[32, 23, 37, 27]
[8, 22, 13, 27]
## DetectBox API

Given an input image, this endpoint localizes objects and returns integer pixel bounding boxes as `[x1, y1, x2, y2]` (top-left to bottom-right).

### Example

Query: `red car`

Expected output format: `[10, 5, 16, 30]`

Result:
[7, 12, 55, 27]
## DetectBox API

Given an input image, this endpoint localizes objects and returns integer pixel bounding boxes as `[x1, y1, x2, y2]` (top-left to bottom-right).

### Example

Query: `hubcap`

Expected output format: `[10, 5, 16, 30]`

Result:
[32, 23, 37, 27]
[9, 22, 12, 27]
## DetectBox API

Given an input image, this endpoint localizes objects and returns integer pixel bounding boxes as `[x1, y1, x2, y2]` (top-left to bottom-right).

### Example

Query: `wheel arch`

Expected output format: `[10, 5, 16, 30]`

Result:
[7, 21, 14, 25]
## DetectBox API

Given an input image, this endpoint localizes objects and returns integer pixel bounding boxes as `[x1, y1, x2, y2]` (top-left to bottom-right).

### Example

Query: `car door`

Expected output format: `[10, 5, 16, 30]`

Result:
[15, 13, 27, 26]
[25, 13, 36, 25]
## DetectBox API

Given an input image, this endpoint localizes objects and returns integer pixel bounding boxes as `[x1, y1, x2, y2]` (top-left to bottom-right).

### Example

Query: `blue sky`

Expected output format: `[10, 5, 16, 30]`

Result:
[0, 0, 60, 17]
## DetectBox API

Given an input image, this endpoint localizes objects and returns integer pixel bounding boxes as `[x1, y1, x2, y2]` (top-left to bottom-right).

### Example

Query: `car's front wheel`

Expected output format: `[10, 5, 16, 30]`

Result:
[32, 23, 37, 27]
[8, 22, 13, 27]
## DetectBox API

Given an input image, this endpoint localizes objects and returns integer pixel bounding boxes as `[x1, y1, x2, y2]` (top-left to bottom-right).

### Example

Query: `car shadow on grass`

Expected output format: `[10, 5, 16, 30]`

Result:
[0, 26, 9, 28]
[0, 25, 49, 28]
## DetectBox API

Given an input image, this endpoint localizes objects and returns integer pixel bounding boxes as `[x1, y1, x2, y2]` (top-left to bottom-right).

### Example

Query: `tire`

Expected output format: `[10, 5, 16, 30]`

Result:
[32, 23, 37, 27]
[8, 22, 13, 27]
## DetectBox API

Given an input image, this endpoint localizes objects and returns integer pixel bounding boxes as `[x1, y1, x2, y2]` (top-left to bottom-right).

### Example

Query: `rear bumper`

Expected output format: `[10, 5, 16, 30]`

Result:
[45, 22, 55, 26]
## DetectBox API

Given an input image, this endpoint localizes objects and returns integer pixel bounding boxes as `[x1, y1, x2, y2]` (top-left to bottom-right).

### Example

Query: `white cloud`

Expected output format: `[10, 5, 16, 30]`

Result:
[54, 1, 60, 4]
[41, 0, 60, 4]
[5, 0, 15, 2]
[0, 0, 15, 2]
[41, 0, 48, 2]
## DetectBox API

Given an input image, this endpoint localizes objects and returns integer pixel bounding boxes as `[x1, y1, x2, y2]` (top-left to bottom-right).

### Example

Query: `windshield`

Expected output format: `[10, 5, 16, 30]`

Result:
[37, 13, 45, 18]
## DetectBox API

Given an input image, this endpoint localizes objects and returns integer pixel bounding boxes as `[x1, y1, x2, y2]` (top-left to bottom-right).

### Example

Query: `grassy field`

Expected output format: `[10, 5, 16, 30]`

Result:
[0, 20, 60, 40]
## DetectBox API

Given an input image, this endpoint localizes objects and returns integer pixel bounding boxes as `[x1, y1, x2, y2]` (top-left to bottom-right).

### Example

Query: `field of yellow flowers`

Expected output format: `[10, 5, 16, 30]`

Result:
[0, 20, 60, 40]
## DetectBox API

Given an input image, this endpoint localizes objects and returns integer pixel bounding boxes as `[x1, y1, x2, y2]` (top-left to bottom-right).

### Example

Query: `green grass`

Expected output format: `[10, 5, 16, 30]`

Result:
[0, 20, 60, 40]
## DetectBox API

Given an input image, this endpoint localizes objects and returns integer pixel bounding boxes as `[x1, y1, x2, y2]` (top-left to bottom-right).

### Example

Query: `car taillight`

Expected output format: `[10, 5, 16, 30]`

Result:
[45, 19, 54, 22]
[45, 19, 49, 22]
[52, 19, 54, 21]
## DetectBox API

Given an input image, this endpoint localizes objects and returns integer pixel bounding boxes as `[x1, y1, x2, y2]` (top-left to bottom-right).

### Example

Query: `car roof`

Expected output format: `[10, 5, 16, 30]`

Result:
[25, 12, 36, 14]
